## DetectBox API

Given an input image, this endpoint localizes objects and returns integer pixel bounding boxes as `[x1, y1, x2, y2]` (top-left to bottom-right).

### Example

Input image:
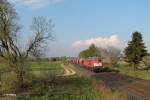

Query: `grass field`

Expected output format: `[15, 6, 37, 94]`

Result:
[0, 63, 9, 71]
[27, 61, 64, 77]
[27, 61, 63, 71]
[1, 61, 126, 100]
[116, 61, 150, 80]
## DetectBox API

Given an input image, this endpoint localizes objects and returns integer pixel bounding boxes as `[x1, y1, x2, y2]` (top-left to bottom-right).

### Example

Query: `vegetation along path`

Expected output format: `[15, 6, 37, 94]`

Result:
[94, 72, 150, 100]
[60, 64, 76, 76]
[75, 65, 150, 100]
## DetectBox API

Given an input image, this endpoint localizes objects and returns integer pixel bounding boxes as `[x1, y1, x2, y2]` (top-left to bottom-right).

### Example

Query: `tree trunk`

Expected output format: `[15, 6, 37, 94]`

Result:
[132, 63, 136, 71]
[16, 71, 24, 88]
[10, 63, 25, 88]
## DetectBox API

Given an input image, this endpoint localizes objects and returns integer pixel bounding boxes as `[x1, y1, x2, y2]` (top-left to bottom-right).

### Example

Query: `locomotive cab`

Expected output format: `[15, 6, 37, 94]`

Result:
[90, 57, 103, 67]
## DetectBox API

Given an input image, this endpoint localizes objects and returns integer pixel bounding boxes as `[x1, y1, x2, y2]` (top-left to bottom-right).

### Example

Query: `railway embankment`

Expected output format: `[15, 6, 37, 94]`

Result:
[73, 64, 150, 100]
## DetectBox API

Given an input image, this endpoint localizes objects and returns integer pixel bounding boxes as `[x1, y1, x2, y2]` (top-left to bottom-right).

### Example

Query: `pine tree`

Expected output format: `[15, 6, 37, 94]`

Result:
[124, 32, 147, 68]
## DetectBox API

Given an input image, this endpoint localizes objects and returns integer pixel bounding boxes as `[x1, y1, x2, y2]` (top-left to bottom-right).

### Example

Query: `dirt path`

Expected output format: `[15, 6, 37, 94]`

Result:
[75, 65, 150, 100]
[61, 64, 76, 76]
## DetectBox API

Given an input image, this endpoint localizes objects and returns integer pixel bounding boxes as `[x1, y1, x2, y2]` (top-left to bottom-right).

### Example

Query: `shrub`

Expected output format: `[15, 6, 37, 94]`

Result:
[142, 56, 150, 69]
[136, 56, 150, 70]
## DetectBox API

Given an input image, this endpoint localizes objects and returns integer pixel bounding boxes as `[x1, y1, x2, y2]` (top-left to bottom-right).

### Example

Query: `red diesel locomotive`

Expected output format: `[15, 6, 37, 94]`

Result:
[69, 57, 103, 71]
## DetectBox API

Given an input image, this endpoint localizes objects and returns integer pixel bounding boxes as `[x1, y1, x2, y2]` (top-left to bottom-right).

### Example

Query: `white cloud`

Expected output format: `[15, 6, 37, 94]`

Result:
[15, 0, 64, 9]
[72, 35, 122, 48]
[145, 40, 150, 52]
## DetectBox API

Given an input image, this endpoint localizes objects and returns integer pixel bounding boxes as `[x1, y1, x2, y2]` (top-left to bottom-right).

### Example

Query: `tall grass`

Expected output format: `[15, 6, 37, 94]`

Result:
[91, 80, 126, 100]
[116, 61, 150, 80]
[0, 71, 19, 94]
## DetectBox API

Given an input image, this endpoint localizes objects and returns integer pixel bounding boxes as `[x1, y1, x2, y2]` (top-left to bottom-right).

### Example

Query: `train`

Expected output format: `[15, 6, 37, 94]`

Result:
[68, 57, 103, 71]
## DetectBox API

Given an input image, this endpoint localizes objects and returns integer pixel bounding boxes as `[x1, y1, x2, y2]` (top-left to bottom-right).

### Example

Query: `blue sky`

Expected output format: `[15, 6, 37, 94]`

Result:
[10, 0, 150, 57]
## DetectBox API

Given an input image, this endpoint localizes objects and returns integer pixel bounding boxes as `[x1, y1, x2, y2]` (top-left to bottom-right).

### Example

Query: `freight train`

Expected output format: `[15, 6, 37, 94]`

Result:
[68, 57, 103, 71]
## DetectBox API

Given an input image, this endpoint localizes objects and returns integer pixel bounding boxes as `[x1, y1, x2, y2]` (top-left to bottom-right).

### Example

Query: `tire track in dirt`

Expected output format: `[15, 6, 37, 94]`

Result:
[60, 64, 76, 76]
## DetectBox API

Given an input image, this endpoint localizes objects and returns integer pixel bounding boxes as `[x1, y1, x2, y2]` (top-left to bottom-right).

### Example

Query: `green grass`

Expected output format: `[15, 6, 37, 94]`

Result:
[0, 61, 64, 76]
[0, 63, 9, 71]
[27, 61, 62, 71]
[116, 61, 150, 80]
[27, 61, 64, 76]
[17, 76, 104, 100]
[1, 61, 126, 100]
[0, 61, 63, 71]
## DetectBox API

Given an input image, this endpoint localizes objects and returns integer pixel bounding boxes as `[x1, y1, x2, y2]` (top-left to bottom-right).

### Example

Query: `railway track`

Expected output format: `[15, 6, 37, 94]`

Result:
[75, 65, 150, 100]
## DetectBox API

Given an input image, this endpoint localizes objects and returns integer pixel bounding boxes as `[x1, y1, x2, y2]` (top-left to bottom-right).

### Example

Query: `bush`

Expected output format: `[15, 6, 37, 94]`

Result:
[142, 56, 150, 69]
[1, 71, 19, 93]
[137, 56, 150, 70]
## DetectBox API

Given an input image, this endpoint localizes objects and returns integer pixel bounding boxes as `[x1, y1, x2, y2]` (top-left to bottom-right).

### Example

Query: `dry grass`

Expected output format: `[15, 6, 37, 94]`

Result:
[1, 96, 17, 100]
[0, 71, 19, 94]
[91, 79, 126, 100]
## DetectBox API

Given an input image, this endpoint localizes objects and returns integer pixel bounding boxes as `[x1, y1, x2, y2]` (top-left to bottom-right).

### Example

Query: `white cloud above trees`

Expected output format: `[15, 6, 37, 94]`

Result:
[72, 35, 122, 49]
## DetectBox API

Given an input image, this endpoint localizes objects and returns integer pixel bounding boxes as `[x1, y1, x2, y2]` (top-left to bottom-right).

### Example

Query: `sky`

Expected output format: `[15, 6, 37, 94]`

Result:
[9, 0, 150, 57]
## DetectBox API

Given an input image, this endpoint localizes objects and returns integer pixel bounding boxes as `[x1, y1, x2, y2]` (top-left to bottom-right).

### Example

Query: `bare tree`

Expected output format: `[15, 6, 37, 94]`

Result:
[0, 1, 54, 88]
[107, 46, 121, 67]
[26, 16, 54, 58]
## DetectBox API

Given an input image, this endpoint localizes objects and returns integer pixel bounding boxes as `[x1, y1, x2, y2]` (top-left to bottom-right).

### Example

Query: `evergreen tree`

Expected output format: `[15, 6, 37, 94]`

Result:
[124, 32, 147, 68]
